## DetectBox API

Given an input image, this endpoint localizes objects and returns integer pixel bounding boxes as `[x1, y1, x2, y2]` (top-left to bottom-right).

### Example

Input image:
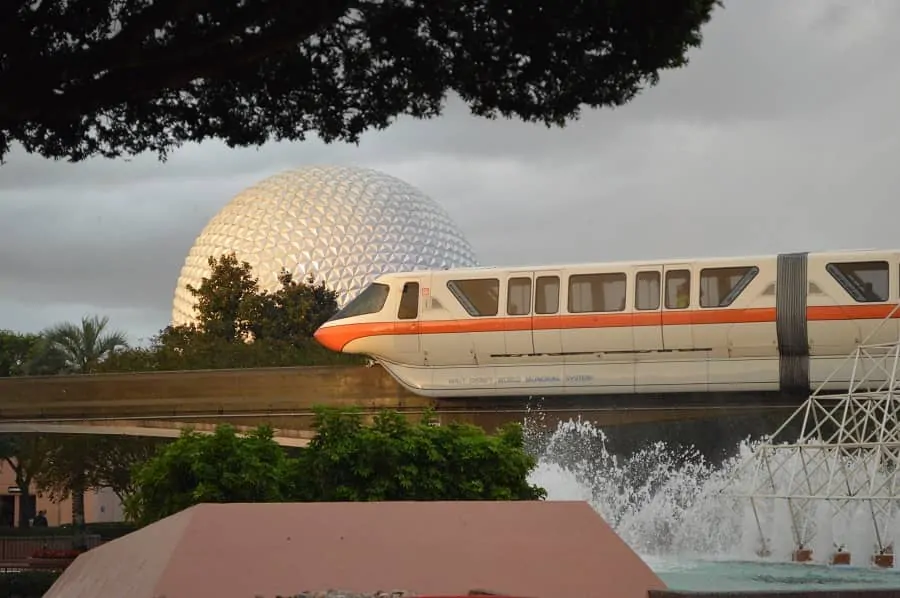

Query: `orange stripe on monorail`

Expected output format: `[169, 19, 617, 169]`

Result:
[313, 304, 900, 352]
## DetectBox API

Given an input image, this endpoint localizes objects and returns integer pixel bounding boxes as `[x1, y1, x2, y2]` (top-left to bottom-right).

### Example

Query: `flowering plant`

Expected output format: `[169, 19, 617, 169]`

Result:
[30, 549, 84, 559]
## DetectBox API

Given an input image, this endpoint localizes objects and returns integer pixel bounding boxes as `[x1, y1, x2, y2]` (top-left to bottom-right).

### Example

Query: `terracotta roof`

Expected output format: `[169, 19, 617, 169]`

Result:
[45, 500, 666, 598]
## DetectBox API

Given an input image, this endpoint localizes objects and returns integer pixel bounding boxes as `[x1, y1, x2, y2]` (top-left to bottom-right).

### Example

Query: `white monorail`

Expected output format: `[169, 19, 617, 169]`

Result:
[312, 249, 900, 398]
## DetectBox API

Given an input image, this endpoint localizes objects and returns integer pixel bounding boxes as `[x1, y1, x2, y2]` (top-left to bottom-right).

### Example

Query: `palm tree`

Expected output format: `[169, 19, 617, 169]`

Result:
[42, 315, 129, 374]
[38, 315, 128, 547]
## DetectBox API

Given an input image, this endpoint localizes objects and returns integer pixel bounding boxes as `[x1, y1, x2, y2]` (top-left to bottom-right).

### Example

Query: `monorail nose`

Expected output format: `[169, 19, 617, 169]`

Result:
[313, 325, 345, 352]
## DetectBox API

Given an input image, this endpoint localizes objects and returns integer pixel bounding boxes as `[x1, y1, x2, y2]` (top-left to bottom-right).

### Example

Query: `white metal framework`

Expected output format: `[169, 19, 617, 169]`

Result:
[723, 305, 900, 563]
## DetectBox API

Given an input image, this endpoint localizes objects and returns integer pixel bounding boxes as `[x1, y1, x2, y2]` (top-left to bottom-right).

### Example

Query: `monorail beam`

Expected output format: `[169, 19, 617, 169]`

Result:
[0, 364, 805, 427]
[0, 364, 428, 420]
[0, 404, 796, 439]
[0, 422, 312, 447]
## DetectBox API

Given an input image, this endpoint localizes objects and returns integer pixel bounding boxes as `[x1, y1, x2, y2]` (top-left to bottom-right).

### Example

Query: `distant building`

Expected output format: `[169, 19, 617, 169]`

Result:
[0, 459, 123, 527]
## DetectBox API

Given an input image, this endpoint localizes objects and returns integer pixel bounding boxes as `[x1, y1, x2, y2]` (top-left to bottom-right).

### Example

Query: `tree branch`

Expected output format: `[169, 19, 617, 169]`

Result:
[0, 0, 354, 123]
[0, 0, 720, 163]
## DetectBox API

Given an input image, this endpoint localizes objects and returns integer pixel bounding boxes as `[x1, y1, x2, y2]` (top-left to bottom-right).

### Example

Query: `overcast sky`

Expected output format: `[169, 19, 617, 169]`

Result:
[2, 0, 899, 344]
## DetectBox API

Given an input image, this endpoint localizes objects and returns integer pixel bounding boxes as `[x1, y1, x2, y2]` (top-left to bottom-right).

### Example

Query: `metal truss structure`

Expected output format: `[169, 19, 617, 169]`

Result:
[722, 306, 900, 565]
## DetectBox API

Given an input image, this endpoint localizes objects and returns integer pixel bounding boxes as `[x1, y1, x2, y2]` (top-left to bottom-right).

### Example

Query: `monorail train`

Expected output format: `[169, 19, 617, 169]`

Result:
[312, 249, 900, 398]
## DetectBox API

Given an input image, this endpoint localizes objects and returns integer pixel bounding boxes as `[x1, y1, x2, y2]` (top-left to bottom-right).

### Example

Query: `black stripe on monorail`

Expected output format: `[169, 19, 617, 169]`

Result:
[775, 252, 810, 395]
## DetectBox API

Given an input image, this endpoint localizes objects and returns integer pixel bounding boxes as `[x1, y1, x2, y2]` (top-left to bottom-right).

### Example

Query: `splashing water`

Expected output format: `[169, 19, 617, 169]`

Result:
[524, 416, 759, 560]
[521, 414, 900, 589]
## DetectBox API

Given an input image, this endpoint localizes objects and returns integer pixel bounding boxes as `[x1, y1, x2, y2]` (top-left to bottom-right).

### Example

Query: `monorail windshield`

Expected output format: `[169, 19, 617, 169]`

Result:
[328, 283, 390, 322]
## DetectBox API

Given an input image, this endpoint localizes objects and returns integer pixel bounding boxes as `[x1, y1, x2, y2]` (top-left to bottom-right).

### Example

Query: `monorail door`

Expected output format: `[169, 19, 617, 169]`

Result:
[504, 272, 535, 355]
[661, 264, 695, 352]
[633, 267, 664, 392]
[532, 270, 564, 358]
[633, 267, 663, 352]
[393, 278, 423, 365]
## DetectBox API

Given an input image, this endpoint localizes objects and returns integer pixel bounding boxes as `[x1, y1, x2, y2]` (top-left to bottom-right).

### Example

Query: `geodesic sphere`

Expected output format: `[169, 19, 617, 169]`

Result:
[171, 164, 479, 326]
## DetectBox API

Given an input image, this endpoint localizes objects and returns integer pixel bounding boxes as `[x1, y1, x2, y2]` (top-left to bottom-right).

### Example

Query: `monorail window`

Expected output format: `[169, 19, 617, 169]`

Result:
[447, 278, 500, 316]
[826, 261, 889, 303]
[568, 273, 626, 313]
[665, 270, 691, 309]
[635, 271, 661, 310]
[700, 266, 759, 308]
[328, 283, 390, 321]
[535, 276, 560, 314]
[507, 277, 532, 316]
[398, 282, 420, 320]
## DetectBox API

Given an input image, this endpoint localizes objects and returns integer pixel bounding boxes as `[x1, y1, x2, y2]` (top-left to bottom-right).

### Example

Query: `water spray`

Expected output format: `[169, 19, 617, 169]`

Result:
[524, 303, 900, 571]
[719, 304, 900, 569]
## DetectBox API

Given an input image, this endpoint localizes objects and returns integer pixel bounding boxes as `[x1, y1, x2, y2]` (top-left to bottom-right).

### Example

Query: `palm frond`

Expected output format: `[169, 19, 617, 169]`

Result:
[40, 315, 130, 373]
[97, 332, 129, 356]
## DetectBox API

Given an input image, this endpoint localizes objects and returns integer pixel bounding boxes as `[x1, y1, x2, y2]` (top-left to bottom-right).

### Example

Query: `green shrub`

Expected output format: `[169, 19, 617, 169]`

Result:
[126, 408, 547, 525]
[0, 570, 60, 597]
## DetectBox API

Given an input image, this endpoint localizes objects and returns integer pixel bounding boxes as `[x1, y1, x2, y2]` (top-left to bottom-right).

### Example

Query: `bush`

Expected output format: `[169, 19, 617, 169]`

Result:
[293, 408, 547, 502]
[124, 424, 293, 525]
[126, 408, 547, 525]
[0, 570, 60, 597]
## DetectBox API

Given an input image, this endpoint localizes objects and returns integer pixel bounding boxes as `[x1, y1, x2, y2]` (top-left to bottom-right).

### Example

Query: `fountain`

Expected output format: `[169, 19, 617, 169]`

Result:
[719, 338, 900, 568]
[523, 305, 900, 591]
[525, 414, 900, 591]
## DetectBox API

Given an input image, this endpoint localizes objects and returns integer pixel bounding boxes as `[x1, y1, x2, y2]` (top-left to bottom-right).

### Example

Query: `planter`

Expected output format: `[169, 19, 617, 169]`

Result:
[27, 556, 75, 570]
[831, 551, 851, 565]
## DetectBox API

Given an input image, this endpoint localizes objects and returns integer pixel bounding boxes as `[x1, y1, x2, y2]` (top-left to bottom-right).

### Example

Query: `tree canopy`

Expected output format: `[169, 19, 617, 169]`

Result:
[125, 409, 546, 525]
[0, 260, 350, 534]
[123, 425, 291, 525]
[184, 252, 337, 344]
[35, 435, 167, 505]
[41, 315, 129, 374]
[0, 435, 51, 527]
[0, 331, 39, 377]
[99, 252, 360, 371]
[0, 321, 158, 536]
[3, 254, 351, 374]
[293, 408, 546, 503]
[0, 0, 721, 163]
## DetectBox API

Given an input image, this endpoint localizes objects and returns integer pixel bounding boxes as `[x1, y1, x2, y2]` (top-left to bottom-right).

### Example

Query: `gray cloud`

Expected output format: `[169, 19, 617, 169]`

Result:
[2, 0, 900, 342]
